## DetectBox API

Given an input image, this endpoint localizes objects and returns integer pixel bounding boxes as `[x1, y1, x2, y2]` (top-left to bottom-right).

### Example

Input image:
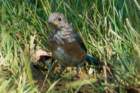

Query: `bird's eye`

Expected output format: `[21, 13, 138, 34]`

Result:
[58, 17, 61, 21]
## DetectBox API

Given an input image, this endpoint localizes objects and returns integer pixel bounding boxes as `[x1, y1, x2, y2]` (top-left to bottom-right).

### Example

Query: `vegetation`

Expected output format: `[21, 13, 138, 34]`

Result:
[0, 0, 140, 93]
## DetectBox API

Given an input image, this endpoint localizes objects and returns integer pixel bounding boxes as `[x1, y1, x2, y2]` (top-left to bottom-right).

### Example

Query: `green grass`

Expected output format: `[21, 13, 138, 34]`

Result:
[0, 0, 140, 93]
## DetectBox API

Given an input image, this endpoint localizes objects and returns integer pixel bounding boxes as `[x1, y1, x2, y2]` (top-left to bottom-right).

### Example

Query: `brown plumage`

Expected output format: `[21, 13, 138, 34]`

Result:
[48, 12, 87, 67]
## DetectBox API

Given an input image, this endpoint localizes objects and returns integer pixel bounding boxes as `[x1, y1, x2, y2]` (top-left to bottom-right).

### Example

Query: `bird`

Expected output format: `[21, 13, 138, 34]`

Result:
[47, 12, 100, 76]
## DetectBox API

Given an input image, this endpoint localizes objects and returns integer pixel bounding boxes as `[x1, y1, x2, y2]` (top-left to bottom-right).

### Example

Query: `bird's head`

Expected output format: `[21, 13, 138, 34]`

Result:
[48, 12, 68, 30]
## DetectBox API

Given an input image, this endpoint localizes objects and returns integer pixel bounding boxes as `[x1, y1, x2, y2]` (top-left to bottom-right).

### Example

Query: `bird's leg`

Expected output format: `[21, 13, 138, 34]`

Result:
[83, 62, 89, 74]
[59, 65, 65, 75]
[47, 58, 57, 78]
[75, 65, 81, 79]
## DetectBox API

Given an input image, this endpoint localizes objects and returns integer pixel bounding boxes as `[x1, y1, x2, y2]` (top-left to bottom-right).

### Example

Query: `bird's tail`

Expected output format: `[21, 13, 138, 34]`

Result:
[85, 54, 113, 73]
[85, 54, 100, 66]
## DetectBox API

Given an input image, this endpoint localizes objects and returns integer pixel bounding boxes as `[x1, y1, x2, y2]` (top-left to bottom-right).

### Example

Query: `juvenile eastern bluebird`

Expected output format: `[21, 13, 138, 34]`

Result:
[47, 12, 100, 74]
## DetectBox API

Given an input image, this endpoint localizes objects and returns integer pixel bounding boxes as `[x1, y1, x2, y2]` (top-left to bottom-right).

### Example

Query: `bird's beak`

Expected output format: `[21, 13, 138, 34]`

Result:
[48, 20, 58, 28]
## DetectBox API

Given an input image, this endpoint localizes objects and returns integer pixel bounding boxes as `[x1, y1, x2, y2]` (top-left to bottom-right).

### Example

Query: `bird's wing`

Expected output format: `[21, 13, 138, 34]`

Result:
[74, 32, 87, 52]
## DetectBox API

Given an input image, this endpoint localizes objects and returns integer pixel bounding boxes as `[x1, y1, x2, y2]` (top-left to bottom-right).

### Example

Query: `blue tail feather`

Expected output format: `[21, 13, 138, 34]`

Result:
[85, 54, 99, 66]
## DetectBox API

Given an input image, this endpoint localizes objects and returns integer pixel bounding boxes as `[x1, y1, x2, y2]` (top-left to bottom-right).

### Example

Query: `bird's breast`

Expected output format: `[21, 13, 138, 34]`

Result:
[48, 31, 86, 66]
[54, 46, 85, 66]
